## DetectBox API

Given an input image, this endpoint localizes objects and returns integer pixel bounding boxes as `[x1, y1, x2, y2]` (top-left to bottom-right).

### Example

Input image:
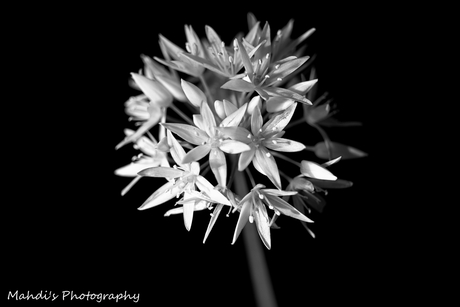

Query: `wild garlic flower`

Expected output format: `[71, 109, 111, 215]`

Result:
[115, 12, 366, 248]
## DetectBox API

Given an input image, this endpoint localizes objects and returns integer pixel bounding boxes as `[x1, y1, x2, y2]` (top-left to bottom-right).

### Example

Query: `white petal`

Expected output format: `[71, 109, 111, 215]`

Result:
[196, 175, 231, 206]
[300, 160, 337, 180]
[138, 181, 180, 210]
[181, 79, 206, 108]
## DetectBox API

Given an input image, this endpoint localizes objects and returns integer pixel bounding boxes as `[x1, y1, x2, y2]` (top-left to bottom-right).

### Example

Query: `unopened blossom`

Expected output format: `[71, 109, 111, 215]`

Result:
[218, 103, 305, 189]
[232, 184, 313, 249]
[314, 141, 367, 160]
[137, 130, 231, 230]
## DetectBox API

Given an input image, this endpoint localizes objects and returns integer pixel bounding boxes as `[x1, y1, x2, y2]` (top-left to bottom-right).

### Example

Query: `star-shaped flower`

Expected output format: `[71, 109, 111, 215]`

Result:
[218, 103, 305, 189]
[115, 129, 170, 195]
[137, 130, 231, 231]
[162, 90, 251, 187]
[232, 184, 313, 249]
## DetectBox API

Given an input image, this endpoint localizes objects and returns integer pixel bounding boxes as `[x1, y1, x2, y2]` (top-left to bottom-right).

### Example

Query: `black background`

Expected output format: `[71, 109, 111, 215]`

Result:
[3, 2, 406, 306]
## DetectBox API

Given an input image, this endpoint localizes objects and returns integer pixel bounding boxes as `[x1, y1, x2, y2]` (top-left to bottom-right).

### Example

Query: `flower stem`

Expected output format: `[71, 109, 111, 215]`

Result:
[199, 75, 214, 103]
[233, 171, 278, 307]
[169, 103, 194, 126]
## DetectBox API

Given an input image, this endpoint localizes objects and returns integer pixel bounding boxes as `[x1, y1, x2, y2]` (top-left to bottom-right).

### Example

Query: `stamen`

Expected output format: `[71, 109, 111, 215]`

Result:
[247, 134, 252, 138]
[275, 210, 281, 216]
[228, 56, 233, 63]
[249, 215, 254, 223]
[272, 140, 277, 144]
[265, 53, 270, 59]
[277, 77, 283, 81]
[265, 152, 271, 157]
[275, 64, 280, 69]
[258, 193, 264, 199]
[264, 75, 270, 79]
[269, 205, 274, 209]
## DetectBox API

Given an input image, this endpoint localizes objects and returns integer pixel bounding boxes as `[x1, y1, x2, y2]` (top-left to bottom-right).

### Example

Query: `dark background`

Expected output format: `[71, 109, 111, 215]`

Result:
[3, 2, 403, 306]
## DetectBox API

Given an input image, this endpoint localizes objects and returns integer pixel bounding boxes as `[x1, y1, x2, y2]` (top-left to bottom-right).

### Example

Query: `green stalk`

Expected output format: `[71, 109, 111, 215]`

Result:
[233, 170, 278, 307]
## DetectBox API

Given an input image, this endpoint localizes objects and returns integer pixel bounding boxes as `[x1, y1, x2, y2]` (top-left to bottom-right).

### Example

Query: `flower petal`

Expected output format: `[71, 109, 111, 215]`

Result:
[266, 96, 295, 113]
[200, 101, 217, 137]
[209, 148, 227, 187]
[265, 194, 314, 223]
[232, 196, 252, 245]
[138, 166, 185, 178]
[180, 53, 230, 77]
[214, 100, 226, 119]
[131, 73, 172, 107]
[164, 201, 207, 216]
[181, 79, 207, 108]
[203, 204, 224, 243]
[264, 138, 306, 152]
[266, 56, 310, 87]
[314, 142, 367, 160]
[251, 105, 263, 135]
[195, 175, 231, 206]
[182, 198, 195, 231]
[219, 140, 251, 154]
[167, 130, 187, 168]
[220, 103, 248, 127]
[221, 79, 256, 92]
[263, 87, 312, 105]
[236, 38, 253, 76]
[253, 203, 271, 249]
[138, 180, 180, 210]
[115, 116, 162, 150]
[262, 189, 298, 197]
[262, 103, 297, 133]
[217, 126, 252, 143]
[238, 149, 255, 171]
[253, 147, 282, 189]
[308, 178, 353, 189]
[247, 95, 262, 115]
[182, 144, 211, 164]
[162, 123, 208, 145]
[300, 160, 337, 180]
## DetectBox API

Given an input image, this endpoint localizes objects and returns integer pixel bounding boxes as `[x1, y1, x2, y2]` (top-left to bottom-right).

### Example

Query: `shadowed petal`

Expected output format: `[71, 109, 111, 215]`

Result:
[263, 87, 312, 104]
[266, 96, 295, 113]
[131, 73, 173, 107]
[300, 160, 337, 180]
[217, 126, 252, 143]
[182, 144, 211, 164]
[314, 142, 367, 160]
[308, 178, 353, 189]
[138, 180, 180, 210]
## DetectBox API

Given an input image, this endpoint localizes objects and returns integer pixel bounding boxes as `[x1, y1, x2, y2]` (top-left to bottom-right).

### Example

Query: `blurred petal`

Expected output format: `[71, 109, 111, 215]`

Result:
[266, 96, 295, 113]
[315, 142, 367, 160]
[115, 163, 152, 177]
[289, 79, 318, 95]
[220, 103, 247, 127]
[209, 148, 227, 187]
[300, 160, 337, 180]
[203, 204, 224, 243]
[115, 116, 161, 150]
[253, 148, 281, 189]
[181, 79, 207, 108]
[219, 140, 251, 154]
[154, 73, 187, 102]
[232, 196, 252, 245]
[254, 204, 271, 249]
[264, 138, 305, 152]
[265, 194, 314, 223]
[262, 103, 297, 133]
[214, 100, 226, 119]
[138, 181, 180, 210]
[322, 156, 342, 167]
[251, 105, 263, 135]
[181, 52, 230, 77]
[162, 123, 208, 145]
[308, 178, 353, 189]
[131, 73, 172, 107]
[138, 166, 185, 178]
[182, 145, 211, 164]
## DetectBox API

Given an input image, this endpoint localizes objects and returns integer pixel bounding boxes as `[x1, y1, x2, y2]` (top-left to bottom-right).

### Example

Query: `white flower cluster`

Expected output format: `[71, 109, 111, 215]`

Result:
[115, 13, 366, 249]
